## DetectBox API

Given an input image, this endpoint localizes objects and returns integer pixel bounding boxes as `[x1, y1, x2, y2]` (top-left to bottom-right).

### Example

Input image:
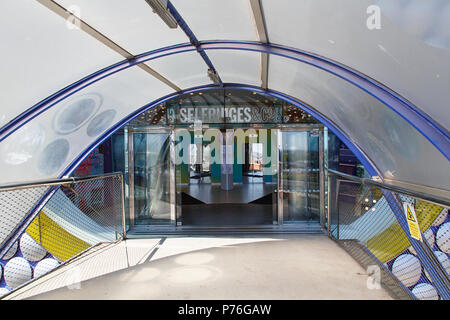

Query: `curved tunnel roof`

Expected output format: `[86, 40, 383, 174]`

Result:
[0, 0, 449, 191]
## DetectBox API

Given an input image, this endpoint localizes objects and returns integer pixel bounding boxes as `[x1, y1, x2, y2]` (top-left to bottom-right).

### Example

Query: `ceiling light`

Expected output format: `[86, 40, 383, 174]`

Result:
[144, 0, 178, 29]
[207, 69, 220, 85]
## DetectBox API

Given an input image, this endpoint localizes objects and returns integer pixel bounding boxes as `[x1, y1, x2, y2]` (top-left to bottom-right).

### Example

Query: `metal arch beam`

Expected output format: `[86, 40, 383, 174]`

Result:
[249, 0, 269, 89]
[166, 1, 223, 86]
[199, 41, 450, 161]
[35, 0, 182, 92]
[249, 0, 268, 43]
[1, 40, 448, 162]
[61, 83, 381, 178]
[260, 53, 269, 90]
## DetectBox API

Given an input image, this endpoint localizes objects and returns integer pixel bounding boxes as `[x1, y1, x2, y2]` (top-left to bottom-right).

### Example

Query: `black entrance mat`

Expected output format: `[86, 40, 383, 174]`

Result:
[181, 203, 273, 226]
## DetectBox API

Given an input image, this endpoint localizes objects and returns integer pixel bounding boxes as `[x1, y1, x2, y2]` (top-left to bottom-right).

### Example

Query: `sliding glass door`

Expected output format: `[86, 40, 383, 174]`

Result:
[126, 125, 325, 229]
[130, 129, 172, 226]
[280, 128, 322, 223]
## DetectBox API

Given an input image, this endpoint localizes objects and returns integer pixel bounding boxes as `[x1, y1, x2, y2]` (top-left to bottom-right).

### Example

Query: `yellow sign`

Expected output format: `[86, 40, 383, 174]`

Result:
[403, 203, 422, 241]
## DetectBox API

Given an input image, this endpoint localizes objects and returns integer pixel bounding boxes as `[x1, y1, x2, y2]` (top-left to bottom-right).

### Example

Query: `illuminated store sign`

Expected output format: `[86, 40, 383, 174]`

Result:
[168, 105, 282, 124]
[180, 106, 251, 123]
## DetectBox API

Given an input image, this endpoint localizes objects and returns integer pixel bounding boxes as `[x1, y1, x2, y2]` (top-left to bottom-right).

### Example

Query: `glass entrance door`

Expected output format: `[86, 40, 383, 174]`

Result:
[280, 129, 322, 223]
[127, 126, 324, 229]
[175, 127, 278, 226]
[131, 129, 172, 226]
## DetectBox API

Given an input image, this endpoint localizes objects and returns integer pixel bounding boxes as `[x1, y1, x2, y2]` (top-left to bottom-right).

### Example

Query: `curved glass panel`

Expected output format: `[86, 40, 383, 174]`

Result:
[262, 0, 450, 129]
[208, 50, 261, 86]
[2, 0, 448, 144]
[171, 0, 257, 41]
[269, 54, 450, 190]
[2, 49, 449, 191]
[146, 51, 211, 89]
[0, 0, 122, 128]
[0, 66, 173, 183]
[54, 0, 189, 55]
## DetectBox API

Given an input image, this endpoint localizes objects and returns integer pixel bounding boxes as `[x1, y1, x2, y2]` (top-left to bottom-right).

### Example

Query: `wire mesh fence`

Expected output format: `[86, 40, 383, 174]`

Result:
[328, 170, 449, 300]
[0, 173, 125, 298]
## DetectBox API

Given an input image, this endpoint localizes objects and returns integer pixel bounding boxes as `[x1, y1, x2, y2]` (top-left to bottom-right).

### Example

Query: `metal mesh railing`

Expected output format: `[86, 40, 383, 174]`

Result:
[328, 170, 449, 300]
[0, 173, 125, 298]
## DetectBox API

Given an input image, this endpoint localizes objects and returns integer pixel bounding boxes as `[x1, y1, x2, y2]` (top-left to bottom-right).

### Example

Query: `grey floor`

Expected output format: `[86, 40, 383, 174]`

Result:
[181, 183, 275, 204]
[181, 203, 273, 225]
[24, 235, 393, 300]
[180, 183, 275, 226]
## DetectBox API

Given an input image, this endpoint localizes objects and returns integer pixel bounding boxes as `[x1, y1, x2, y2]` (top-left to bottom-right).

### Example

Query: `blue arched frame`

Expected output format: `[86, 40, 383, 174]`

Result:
[0, 41, 448, 164]
[0, 44, 448, 298]
[62, 83, 381, 178]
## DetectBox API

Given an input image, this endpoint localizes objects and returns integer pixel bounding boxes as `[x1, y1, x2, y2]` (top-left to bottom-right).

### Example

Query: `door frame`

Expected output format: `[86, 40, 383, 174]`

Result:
[127, 123, 325, 230]
[277, 124, 325, 226]
[127, 125, 176, 230]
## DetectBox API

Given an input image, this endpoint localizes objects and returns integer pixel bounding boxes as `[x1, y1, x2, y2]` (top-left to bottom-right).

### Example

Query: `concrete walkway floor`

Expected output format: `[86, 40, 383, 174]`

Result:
[25, 234, 394, 299]
[23, 234, 393, 300]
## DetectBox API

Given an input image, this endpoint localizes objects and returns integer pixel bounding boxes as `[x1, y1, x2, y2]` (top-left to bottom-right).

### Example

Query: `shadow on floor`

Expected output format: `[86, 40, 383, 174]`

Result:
[27, 235, 393, 300]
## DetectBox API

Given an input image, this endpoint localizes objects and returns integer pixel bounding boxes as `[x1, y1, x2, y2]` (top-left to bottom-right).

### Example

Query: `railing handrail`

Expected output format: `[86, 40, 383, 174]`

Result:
[0, 172, 124, 192]
[327, 169, 450, 208]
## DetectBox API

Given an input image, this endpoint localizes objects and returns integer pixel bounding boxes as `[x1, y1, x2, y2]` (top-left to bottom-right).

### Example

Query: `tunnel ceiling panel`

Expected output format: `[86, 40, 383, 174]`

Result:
[0, 66, 174, 184]
[170, 0, 258, 41]
[54, 0, 189, 56]
[262, 0, 450, 130]
[0, 0, 449, 191]
[207, 50, 261, 87]
[268, 54, 450, 191]
[0, 0, 123, 129]
[146, 51, 211, 89]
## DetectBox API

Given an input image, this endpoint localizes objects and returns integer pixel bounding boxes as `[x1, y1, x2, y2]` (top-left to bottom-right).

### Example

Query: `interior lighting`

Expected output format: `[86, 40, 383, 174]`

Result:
[207, 69, 220, 85]
[144, 0, 178, 29]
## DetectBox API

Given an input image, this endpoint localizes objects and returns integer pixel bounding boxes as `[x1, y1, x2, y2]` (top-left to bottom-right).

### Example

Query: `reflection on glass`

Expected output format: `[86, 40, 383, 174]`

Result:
[282, 131, 320, 222]
[189, 144, 199, 165]
[133, 132, 170, 225]
[203, 144, 211, 172]
[111, 130, 129, 228]
[249, 143, 263, 171]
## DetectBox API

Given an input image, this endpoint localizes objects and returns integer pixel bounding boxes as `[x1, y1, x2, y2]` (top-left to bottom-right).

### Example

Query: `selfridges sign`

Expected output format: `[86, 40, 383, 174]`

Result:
[167, 104, 282, 124]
